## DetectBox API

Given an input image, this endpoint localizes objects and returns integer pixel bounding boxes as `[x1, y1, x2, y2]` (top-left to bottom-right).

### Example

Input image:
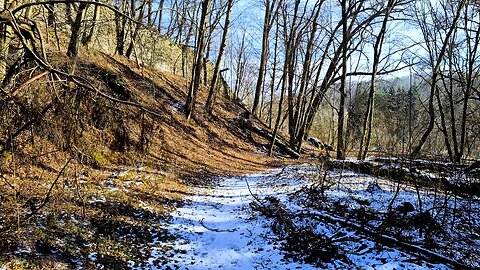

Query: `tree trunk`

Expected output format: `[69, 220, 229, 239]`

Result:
[411, 0, 467, 158]
[47, 3, 55, 26]
[336, 0, 348, 160]
[147, 0, 153, 27]
[358, 0, 396, 160]
[157, 0, 165, 32]
[292, 1, 323, 152]
[269, 72, 287, 156]
[67, 3, 88, 57]
[185, 0, 211, 120]
[233, 32, 247, 101]
[115, 0, 127, 56]
[0, 0, 15, 81]
[206, 0, 234, 114]
[81, 1, 99, 48]
[252, 0, 278, 116]
[460, 7, 480, 162]
[126, 0, 147, 59]
[285, 0, 301, 149]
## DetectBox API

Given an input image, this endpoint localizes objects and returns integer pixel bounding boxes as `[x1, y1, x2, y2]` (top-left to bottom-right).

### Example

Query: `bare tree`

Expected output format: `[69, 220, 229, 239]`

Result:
[67, 2, 88, 57]
[126, 0, 147, 59]
[115, 0, 128, 55]
[358, 0, 403, 160]
[336, 0, 350, 159]
[291, 0, 324, 152]
[81, 1, 100, 48]
[206, 0, 235, 114]
[251, 0, 280, 116]
[185, 0, 212, 120]
[268, 16, 286, 156]
[435, 0, 479, 162]
[410, 0, 468, 158]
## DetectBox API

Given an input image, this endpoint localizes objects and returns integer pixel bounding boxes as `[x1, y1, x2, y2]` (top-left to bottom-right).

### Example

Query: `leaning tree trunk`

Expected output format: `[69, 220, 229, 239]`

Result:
[126, 0, 147, 59]
[293, 1, 322, 152]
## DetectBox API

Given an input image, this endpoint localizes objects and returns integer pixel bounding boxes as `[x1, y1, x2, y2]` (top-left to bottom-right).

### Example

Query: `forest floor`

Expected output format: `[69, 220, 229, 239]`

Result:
[0, 52, 296, 270]
[131, 163, 479, 270]
[2, 52, 479, 269]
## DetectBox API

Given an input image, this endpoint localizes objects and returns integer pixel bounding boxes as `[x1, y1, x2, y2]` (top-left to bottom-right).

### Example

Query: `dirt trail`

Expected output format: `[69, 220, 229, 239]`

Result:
[136, 167, 312, 269]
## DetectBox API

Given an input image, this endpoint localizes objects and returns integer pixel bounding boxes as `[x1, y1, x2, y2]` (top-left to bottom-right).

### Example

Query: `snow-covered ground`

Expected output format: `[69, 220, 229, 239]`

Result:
[136, 168, 315, 269]
[136, 165, 478, 269]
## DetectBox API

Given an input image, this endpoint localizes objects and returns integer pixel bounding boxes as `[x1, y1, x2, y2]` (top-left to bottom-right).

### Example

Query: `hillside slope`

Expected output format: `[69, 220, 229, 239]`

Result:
[0, 51, 282, 269]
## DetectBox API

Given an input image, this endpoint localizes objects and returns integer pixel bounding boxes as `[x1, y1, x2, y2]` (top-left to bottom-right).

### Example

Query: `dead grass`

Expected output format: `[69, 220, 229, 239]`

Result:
[0, 50, 287, 269]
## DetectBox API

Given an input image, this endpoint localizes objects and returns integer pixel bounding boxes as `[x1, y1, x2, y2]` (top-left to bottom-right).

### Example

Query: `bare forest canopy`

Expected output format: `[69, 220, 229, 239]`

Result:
[1, 0, 480, 163]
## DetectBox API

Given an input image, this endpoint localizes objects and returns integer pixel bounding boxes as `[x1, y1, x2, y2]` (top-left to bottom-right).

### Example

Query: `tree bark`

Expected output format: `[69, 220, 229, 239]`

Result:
[206, 0, 234, 114]
[410, 0, 467, 158]
[252, 0, 278, 116]
[67, 2, 88, 57]
[185, 0, 211, 120]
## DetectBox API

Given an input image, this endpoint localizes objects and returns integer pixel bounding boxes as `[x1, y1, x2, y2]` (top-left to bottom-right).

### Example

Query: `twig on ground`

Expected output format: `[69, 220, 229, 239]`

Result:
[27, 157, 72, 219]
[0, 173, 16, 192]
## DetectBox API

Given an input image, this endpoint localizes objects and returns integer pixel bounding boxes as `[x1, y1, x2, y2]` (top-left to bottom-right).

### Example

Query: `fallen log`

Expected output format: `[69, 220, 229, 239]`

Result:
[325, 159, 480, 197]
[236, 117, 300, 159]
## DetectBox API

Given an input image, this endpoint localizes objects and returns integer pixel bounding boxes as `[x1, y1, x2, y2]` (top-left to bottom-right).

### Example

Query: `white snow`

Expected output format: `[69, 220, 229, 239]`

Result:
[135, 165, 476, 269]
[137, 168, 316, 269]
[87, 252, 98, 262]
[169, 100, 185, 112]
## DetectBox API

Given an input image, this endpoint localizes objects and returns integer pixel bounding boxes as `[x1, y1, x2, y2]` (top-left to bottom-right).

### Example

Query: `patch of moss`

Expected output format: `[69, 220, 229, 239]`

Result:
[2, 151, 12, 162]
[92, 152, 108, 166]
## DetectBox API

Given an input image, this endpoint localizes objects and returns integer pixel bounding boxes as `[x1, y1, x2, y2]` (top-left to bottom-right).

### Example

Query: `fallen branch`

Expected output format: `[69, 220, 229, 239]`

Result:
[299, 210, 469, 268]
[9, 71, 49, 97]
[245, 179, 263, 206]
[27, 157, 72, 219]
[254, 195, 469, 269]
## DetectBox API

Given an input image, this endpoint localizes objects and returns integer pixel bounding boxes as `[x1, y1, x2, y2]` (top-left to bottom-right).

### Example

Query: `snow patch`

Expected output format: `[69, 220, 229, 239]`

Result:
[137, 165, 477, 269]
